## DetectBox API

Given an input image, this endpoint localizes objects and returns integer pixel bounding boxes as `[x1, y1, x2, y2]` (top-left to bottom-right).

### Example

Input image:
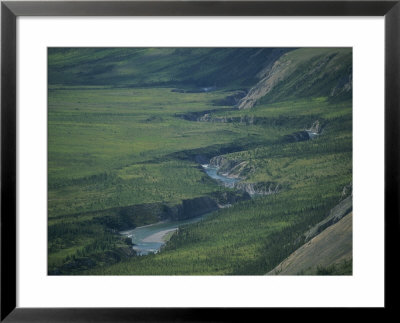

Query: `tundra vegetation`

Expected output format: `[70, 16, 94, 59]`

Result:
[48, 48, 352, 275]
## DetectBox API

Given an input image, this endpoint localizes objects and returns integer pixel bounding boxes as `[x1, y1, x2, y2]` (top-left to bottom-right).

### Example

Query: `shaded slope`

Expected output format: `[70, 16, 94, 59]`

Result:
[48, 48, 291, 88]
[267, 212, 352, 275]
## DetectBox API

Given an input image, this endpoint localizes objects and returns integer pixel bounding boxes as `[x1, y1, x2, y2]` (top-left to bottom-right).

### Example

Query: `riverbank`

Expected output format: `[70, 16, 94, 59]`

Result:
[142, 228, 178, 244]
[121, 213, 211, 255]
[201, 164, 240, 188]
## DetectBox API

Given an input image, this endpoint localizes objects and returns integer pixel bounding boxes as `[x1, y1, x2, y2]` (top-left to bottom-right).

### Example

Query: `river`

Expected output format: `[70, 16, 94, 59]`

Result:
[307, 130, 319, 139]
[201, 164, 240, 188]
[120, 214, 210, 255]
[121, 163, 239, 255]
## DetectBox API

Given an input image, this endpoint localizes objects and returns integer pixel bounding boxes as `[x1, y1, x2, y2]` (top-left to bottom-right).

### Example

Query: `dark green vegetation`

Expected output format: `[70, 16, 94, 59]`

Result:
[49, 48, 290, 88]
[266, 210, 352, 276]
[315, 259, 352, 275]
[48, 48, 352, 275]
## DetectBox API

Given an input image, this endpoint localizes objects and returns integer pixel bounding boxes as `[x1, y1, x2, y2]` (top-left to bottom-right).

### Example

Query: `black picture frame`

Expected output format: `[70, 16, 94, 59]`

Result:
[1, 0, 399, 321]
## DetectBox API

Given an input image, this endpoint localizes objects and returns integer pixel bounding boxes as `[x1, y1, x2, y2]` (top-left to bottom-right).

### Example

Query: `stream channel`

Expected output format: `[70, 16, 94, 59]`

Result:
[120, 164, 239, 255]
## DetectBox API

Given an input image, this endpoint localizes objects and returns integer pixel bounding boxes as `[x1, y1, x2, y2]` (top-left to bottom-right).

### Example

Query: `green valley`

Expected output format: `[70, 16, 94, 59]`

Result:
[48, 47, 352, 275]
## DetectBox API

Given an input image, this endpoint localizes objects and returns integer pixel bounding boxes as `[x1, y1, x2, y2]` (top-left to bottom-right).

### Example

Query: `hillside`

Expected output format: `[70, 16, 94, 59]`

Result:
[267, 212, 352, 275]
[237, 48, 352, 109]
[48, 48, 292, 89]
[47, 47, 352, 275]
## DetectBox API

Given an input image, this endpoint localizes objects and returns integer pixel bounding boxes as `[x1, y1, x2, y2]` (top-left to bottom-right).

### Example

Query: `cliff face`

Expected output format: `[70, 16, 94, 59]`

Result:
[209, 156, 252, 179]
[167, 191, 253, 220]
[209, 155, 239, 173]
[282, 120, 324, 142]
[209, 155, 283, 196]
[307, 120, 321, 133]
[234, 182, 281, 196]
[175, 196, 219, 220]
[95, 196, 220, 231]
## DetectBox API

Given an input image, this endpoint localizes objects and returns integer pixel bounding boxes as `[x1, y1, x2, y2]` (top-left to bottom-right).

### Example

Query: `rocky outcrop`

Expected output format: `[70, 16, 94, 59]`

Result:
[209, 156, 282, 196]
[340, 182, 352, 201]
[283, 120, 323, 142]
[267, 212, 352, 275]
[169, 192, 252, 220]
[198, 114, 213, 122]
[330, 73, 352, 97]
[306, 120, 321, 133]
[303, 194, 352, 242]
[236, 58, 292, 110]
[234, 182, 281, 196]
[267, 184, 353, 276]
[209, 156, 239, 172]
[209, 156, 252, 179]
[235, 49, 352, 110]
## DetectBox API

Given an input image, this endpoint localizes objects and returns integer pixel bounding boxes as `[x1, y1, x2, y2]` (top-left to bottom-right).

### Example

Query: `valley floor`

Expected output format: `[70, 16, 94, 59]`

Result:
[48, 48, 352, 275]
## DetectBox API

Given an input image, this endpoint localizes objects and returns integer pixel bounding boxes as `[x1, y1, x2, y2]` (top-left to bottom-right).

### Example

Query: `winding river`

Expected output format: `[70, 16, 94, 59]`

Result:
[120, 215, 209, 255]
[120, 163, 239, 255]
[201, 164, 239, 188]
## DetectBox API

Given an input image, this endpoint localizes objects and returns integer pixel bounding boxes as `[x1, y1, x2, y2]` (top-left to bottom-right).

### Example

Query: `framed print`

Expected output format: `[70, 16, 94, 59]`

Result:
[1, 0, 399, 321]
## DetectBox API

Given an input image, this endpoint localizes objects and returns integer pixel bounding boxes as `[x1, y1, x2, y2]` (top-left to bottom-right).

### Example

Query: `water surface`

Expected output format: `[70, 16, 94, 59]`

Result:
[307, 131, 319, 139]
[120, 215, 208, 255]
[121, 164, 240, 256]
[201, 164, 239, 188]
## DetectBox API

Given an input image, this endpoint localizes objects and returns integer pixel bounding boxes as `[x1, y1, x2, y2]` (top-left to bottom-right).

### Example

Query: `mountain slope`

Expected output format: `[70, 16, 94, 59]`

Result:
[237, 48, 352, 109]
[48, 48, 291, 88]
[48, 47, 352, 105]
[267, 212, 352, 275]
